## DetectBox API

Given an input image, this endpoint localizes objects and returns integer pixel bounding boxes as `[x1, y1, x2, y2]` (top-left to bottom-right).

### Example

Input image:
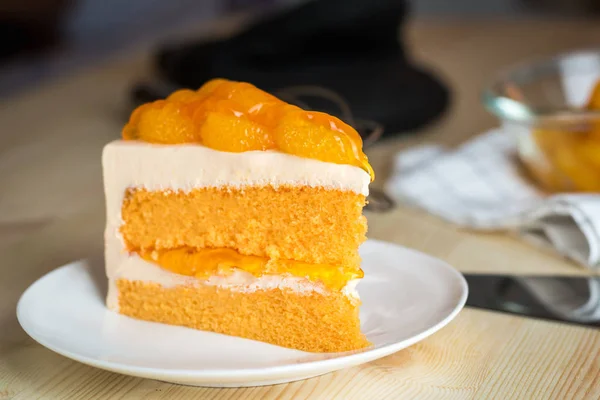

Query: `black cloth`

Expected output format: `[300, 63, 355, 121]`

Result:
[137, 0, 450, 136]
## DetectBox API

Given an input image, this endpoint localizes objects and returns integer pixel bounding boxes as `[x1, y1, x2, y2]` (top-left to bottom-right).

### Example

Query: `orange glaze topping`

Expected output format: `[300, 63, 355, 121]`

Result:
[139, 247, 363, 291]
[122, 79, 374, 180]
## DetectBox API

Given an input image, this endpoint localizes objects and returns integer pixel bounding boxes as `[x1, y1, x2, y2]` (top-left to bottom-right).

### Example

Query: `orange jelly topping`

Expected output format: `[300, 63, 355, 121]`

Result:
[139, 247, 363, 291]
[123, 79, 374, 180]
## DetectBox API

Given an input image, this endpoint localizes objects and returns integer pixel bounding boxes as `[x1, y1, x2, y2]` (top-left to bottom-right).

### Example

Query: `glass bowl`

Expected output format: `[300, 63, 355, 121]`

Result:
[483, 49, 600, 192]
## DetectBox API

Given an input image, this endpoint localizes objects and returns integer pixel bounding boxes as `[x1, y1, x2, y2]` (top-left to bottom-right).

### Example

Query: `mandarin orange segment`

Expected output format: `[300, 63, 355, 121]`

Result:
[274, 111, 353, 163]
[274, 110, 374, 178]
[303, 110, 364, 144]
[190, 98, 245, 126]
[214, 82, 282, 114]
[200, 112, 275, 152]
[210, 81, 287, 128]
[136, 101, 198, 144]
[122, 111, 141, 140]
[302, 111, 373, 177]
[197, 78, 228, 97]
[122, 79, 373, 178]
[167, 89, 201, 103]
[258, 103, 299, 128]
[122, 102, 162, 140]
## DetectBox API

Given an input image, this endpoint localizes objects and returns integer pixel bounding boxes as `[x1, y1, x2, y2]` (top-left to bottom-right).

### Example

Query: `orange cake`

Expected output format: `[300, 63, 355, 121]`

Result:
[102, 79, 374, 352]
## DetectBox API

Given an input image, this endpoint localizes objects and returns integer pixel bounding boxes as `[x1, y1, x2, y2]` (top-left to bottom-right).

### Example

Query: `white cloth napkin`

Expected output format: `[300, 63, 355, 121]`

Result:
[385, 128, 600, 322]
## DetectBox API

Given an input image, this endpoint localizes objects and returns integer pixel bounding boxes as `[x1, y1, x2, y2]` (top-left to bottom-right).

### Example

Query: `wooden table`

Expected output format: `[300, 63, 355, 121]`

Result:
[2, 18, 600, 400]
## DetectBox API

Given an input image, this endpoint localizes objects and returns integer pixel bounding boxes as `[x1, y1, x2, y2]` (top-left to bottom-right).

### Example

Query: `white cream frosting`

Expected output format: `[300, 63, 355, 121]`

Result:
[102, 140, 365, 309]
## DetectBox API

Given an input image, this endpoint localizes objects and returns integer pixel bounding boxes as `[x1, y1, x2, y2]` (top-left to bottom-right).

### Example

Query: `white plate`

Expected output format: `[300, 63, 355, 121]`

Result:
[17, 239, 468, 387]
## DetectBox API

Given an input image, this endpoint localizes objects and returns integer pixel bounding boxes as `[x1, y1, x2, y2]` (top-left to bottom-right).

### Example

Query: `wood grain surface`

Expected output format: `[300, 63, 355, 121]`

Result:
[1, 18, 600, 399]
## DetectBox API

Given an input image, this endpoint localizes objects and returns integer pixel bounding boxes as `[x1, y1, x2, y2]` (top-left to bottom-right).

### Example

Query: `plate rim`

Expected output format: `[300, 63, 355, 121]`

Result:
[16, 239, 468, 380]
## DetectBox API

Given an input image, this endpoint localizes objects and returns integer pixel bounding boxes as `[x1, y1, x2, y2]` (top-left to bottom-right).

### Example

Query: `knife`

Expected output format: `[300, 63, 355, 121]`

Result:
[464, 274, 600, 328]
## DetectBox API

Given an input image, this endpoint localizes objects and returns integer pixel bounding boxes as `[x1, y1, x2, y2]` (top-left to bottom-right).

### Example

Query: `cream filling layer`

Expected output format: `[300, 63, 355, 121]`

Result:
[106, 253, 360, 311]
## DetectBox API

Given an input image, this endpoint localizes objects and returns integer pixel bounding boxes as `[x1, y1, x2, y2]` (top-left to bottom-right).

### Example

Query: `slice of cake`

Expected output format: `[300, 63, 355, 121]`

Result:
[102, 79, 374, 352]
